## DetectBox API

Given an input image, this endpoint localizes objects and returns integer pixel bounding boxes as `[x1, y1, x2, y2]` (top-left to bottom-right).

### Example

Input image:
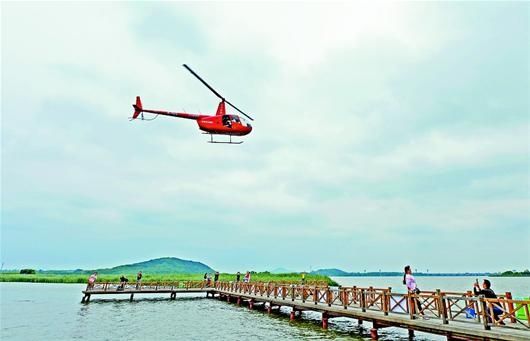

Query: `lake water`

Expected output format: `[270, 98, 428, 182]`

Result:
[1, 277, 528, 340]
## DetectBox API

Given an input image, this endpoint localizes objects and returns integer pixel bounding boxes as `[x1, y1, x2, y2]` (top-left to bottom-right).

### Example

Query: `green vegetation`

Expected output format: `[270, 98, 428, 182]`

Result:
[495, 270, 530, 277]
[19, 269, 36, 274]
[0, 272, 337, 285]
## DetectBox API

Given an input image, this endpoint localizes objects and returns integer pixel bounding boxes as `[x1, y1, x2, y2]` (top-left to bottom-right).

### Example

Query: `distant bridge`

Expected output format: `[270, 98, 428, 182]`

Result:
[82, 281, 529, 341]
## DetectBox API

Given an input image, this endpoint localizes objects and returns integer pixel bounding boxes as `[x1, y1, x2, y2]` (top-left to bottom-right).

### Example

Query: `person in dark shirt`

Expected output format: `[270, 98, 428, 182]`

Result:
[236, 272, 241, 282]
[214, 271, 219, 283]
[473, 279, 504, 324]
[119, 275, 128, 290]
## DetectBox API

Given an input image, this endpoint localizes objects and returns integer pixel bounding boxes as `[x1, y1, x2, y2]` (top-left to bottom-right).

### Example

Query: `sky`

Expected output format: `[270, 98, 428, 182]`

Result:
[1, 2, 528, 273]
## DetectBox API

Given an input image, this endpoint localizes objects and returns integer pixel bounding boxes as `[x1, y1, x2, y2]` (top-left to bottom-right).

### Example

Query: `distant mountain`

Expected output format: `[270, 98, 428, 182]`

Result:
[93, 257, 214, 274]
[311, 268, 353, 276]
[270, 267, 295, 274]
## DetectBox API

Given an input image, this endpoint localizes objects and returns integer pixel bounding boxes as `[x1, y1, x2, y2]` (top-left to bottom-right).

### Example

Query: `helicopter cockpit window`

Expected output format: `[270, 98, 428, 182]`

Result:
[232, 116, 241, 123]
[222, 115, 231, 127]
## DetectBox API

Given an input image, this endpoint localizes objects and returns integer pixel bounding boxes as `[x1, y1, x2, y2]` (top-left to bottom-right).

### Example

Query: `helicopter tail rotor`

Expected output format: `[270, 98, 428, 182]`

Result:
[132, 96, 143, 119]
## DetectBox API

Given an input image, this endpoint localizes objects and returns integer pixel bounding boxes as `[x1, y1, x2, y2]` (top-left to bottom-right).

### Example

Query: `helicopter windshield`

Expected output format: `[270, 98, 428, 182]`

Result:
[238, 116, 249, 126]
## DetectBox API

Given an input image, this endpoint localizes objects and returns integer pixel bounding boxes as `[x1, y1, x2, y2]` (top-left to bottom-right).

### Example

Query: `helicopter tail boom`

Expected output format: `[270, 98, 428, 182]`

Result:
[132, 96, 143, 119]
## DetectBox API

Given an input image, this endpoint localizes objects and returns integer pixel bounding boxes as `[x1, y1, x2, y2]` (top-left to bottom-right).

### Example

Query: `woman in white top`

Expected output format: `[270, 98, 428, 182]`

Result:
[403, 265, 425, 317]
[403, 265, 418, 292]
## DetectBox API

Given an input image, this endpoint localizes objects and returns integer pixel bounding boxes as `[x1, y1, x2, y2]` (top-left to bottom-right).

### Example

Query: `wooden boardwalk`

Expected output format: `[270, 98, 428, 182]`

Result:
[81, 281, 215, 302]
[82, 281, 530, 340]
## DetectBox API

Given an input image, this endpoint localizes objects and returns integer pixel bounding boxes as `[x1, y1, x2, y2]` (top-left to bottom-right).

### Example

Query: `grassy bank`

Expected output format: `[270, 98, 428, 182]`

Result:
[0, 272, 337, 286]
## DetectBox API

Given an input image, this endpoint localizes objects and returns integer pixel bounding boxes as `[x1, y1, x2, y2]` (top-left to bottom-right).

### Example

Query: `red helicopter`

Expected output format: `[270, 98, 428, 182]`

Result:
[131, 64, 253, 144]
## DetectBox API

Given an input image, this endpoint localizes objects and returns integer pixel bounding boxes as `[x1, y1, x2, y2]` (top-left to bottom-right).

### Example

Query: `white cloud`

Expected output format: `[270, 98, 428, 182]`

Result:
[2, 2, 528, 270]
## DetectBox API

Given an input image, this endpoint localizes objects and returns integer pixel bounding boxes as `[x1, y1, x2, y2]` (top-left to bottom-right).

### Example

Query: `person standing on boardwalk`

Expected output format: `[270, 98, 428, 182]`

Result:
[403, 265, 425, 318]
[236, 272, 241, 282]
[87, 272, 97, 290]
[214, 271, 219, 284]
[206, 273, 212, 287]
[244, 271, 251, 283]
[136, 271, 142, 290]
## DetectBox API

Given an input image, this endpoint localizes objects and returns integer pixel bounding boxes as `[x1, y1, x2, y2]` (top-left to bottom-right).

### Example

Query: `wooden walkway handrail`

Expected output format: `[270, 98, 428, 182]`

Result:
[214, 282, 530, 331]
[82, 280, 530, 339]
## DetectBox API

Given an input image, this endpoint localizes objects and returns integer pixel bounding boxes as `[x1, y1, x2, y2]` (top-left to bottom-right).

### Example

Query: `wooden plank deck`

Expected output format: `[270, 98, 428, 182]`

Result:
[81, 281, 530, 340]
[81, 281, 216, 302]
[215, 289, 529, 341]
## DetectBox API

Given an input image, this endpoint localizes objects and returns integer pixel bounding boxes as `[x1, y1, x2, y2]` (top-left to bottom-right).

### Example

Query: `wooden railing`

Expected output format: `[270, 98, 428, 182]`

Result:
[87, 280, 209, 291]
[215, 282, 530, 330]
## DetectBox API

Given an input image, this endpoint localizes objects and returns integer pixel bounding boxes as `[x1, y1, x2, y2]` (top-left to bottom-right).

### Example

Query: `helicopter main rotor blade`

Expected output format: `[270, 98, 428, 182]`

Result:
[182, 64, 254, 121]
[182, 64, 224, 101]
[225, 99, 254, 121]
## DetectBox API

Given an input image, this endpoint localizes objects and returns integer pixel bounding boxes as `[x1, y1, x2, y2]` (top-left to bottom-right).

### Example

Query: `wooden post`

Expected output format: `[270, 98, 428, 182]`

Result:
[408, 329, 414, 339]
[322, 312, 329, 329]
[384, 288, 391, 316]
[408, 293, 415, 320]
[291, 285, 295, 302]
[505, 292, 516, 323]
[129, 293, 134, 302]
[361, 289, 366, 312]
[290, 308, 296, 321]
[479, 295, 491, 330]
[465, 290, 473, 316]
[327, 288, 332, 307]
[267, 303, 272, 314]
[314, 287, 319, 305]
[438, 289, 448, 325]
[227, 295, 231, 303]
[370, 327, 379, 340]
[249, 299, 254, 310]
[368, 286, 373, 309]
[237, 296, 241, 306]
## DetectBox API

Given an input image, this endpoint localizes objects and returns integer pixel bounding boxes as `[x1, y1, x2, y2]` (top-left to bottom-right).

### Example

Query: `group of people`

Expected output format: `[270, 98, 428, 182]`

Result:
[403, 265, 503, 323]
[202, 271, 253, 287]
[236, 271, 252, 283]
[86, 271, 143, 290]
[117, 271, 143, 290]
[203, 271, 220, 286]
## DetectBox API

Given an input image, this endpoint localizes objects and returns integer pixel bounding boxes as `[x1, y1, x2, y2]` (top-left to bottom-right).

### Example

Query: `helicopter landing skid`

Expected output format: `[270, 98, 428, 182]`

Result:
[203, 133, 243, 144]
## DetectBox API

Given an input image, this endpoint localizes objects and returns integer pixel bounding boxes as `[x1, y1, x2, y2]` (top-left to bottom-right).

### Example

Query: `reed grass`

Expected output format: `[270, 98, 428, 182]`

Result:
[0, 272, 337, 286]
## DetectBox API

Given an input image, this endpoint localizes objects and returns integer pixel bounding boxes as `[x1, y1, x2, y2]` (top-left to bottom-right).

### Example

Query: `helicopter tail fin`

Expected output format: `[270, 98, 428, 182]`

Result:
[132, 96, 143, 119]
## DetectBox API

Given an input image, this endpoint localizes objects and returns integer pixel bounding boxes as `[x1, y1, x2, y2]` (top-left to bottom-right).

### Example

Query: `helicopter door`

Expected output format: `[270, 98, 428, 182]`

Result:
[222, 115, 232, 128]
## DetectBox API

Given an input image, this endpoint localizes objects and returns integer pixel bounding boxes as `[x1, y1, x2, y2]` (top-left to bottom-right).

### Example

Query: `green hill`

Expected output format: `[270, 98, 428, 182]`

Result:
[311, 268, 352, 276]
[94, 257, 214, 274]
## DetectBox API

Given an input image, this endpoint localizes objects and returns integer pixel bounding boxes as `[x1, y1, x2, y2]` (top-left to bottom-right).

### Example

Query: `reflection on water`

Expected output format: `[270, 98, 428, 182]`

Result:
[2, 278, 529, 340]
